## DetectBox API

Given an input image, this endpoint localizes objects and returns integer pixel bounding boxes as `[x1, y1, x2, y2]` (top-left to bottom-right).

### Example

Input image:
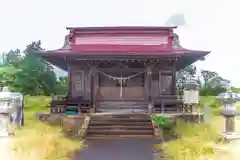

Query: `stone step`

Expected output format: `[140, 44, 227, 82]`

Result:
[91, 117, 150, 121]
[90, 121, 152, 126]
[86, 114, 154, 139]
[88, 125, 153, 129]
[85, 134, 155, 139]
[90, 118, 151, 122]
[91, 113, 148, 117]
[87, 129, 153, 135]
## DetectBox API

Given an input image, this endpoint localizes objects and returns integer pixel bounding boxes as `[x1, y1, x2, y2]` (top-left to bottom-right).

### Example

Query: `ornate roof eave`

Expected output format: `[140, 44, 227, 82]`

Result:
[66, 26, 178, 32]
[30, 48, 209, 71]
[29, 32, 210, 70]
[32, 33, 209, 56]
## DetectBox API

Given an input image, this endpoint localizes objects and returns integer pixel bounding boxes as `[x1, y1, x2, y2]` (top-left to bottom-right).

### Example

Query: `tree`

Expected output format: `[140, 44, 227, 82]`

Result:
[199, 70, 230, 96]
[0, 64, 22, 91]
[18, 41, 58, 95]
[176, 65, 230, 96]
[0, 41, 60, 95]
[55, 76, 68, 94]
[176, 64, 197, 94]
[0, 49, 22, 66]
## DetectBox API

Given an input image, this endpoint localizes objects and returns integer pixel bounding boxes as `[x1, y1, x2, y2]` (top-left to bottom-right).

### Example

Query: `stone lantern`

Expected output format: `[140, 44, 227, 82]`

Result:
[216, 90, 240, 133]
[0, 87, 24, 136]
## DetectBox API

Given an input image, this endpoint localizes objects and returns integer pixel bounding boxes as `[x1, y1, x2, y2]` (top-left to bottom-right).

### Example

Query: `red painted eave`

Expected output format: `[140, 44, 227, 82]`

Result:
[30, 48, 210, 57]
[66, 26, 177, 31]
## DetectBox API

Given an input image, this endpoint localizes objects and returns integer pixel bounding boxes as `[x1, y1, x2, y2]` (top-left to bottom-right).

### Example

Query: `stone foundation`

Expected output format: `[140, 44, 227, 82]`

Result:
[175, 114, 204, 123]
[153, 128, 164, 140]
[35, 113, 90, 138]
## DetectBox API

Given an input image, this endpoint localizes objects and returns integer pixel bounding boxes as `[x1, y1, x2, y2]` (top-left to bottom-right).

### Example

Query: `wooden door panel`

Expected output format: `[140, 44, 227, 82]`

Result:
[97, 71, 145, 100]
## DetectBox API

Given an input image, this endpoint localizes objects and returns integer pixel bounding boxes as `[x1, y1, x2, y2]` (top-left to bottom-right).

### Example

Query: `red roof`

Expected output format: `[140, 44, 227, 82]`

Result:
[66, 26, 177, 31]
[29, 26, 210, 70]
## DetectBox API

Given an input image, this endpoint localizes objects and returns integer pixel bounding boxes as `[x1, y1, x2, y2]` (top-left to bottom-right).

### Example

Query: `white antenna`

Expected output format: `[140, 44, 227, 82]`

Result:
[164, 13, 186, 27]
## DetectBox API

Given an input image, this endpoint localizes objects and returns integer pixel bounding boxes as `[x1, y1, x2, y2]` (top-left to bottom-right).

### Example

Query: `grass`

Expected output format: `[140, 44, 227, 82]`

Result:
[11, 96, 84, 160]
[154, 120, 220, 160]
[10, 95, 240, 160]
[154, 96, 240, 160]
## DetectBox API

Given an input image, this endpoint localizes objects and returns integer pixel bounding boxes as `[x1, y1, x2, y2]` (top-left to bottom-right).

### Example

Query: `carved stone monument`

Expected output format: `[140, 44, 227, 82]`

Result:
[183, 78, 200, 113]
[182, 78, 202, 122]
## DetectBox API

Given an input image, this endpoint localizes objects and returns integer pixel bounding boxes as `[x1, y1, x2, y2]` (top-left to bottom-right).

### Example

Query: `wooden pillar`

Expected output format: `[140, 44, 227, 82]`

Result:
[147, 67, 153, 114]
[148, 67, 152, 101]
[89, 67, 94, 113]
[90, 67, 96, 113]
[172, 60, 176, 95]
[67, 64, 72, 96]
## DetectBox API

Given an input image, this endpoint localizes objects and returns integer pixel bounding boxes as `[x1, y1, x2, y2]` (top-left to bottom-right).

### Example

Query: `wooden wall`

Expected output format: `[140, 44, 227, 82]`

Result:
[68, 60, 176, 101]
[69, 64, 91, 100]
[151, 71, 174, 97]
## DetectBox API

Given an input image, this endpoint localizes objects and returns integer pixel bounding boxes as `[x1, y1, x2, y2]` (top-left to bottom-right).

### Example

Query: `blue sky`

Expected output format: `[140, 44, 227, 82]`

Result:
[0, 0, 239, 86]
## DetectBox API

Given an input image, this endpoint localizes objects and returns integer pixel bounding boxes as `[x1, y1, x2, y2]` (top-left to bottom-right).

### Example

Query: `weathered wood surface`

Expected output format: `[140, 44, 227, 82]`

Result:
[66, 60, 179, 113]
[96, 101, 149, 113]
[70, 65, 91, 100]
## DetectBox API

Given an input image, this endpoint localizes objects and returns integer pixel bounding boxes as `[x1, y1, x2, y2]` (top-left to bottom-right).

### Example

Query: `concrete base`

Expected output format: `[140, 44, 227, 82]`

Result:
[35, 113, 86, 138]
[221, 132, 240, 141]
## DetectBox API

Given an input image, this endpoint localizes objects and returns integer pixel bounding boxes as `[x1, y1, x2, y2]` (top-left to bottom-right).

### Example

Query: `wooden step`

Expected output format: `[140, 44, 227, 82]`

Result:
[98, 101, 149, 104]
[91, 113, 148, 117]
[98, 101, 149, 113]
[91, 114, 150, 118]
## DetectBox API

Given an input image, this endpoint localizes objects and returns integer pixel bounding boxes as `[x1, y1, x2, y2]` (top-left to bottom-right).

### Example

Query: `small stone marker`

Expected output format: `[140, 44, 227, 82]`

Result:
[0, 88, 24, 136]
[203, 104, 212, 123]
[0, 114, 10, 136]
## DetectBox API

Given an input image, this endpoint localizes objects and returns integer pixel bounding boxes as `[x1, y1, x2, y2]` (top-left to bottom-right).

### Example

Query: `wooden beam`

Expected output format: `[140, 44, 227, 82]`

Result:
[90, 68, 94, 113]
[72, 55, 180, 61]
[67, 65, 72, 96]
[148, 67, 152, 101]
[91, 66, 97, 113]
[96, 68, 145, 72]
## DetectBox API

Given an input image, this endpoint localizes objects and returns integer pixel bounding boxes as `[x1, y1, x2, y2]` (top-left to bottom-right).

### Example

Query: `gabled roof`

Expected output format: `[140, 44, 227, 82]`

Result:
[28, 26, 210, 70]
[66, 26, 177, 31]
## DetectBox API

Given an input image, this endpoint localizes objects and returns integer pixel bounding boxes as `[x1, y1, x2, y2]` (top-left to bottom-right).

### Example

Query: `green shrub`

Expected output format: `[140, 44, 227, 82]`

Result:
[152, 115, 175, 131]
